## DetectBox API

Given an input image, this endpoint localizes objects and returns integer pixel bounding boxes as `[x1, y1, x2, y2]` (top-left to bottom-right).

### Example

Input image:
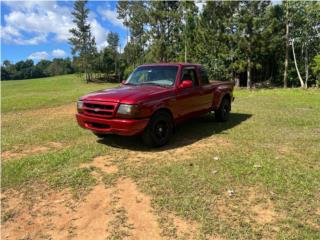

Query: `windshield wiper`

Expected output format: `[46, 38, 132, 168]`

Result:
[140, 82, 168, 87]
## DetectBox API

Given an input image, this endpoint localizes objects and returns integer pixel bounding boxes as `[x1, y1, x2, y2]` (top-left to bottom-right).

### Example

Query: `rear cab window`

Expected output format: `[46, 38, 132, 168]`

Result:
[200, 67, 209, 85]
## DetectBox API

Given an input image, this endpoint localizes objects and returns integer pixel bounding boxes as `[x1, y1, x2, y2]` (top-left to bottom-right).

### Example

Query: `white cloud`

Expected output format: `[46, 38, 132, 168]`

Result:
[98, 7, 125, 29]
[2, 0, 56, 11]
[1, 1, 73, 45]
[1, 0, 109, 49]
[52, 49, 67, 58]
[28, 51, 49, 60]
[89, 18, 109, 51]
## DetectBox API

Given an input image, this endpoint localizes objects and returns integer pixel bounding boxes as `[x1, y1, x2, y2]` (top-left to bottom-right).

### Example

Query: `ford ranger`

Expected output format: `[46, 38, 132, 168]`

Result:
[76, 63, 234, 147]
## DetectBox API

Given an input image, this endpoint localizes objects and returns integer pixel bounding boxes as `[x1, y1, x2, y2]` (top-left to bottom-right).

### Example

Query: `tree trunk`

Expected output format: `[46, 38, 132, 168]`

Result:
[283, 0, 289, 88]
[84, 69, 88, 84]
[291, 39, 304, 88]
[247, 57, 251, 89]
[83, 55, 88, 84]
[305, 45, 308, 88]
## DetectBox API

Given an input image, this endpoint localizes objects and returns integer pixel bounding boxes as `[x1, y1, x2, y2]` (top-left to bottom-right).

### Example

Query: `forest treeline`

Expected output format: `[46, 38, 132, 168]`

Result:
[1, 58, 75, 80]
[2, 0, 320, 88]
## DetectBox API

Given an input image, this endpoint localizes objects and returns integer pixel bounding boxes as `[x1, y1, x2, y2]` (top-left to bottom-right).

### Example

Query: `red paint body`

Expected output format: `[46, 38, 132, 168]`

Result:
[76, 63, 234, 136]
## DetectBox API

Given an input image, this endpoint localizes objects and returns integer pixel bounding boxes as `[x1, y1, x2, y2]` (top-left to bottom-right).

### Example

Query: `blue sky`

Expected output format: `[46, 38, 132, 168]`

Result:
[1, 0, 128, 63]
[1, 0, 280, 64]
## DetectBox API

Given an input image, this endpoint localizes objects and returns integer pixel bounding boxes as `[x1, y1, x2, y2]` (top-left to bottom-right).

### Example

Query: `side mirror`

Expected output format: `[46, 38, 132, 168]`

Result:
[179, 80, 193, 89]
[120, 80, 126, 86]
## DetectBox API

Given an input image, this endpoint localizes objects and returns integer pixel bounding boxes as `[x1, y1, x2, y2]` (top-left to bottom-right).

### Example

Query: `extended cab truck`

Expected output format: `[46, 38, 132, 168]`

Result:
[76, 63, 234, 147]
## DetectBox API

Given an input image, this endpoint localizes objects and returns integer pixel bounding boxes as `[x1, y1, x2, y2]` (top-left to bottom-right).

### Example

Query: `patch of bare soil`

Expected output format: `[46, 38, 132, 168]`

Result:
[214, 187, 281, 226]
[116, 178, 162, 239]
[247, 189, 279, 225]
[306, 207, 320, 230]
[68, 185, 113, 240]
[1, 184, 113, 240]
[251, 204, 277, 225]
[1, 181, 204, 240]
[1, 142, 64, 161]
[80, 156, 118, 174]
[168, 213, 200, 239]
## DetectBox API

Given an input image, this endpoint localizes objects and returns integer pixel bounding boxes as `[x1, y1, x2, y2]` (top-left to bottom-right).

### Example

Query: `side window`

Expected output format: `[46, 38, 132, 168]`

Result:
[200, 67, 209, 85]
[181, 67, 198, 86]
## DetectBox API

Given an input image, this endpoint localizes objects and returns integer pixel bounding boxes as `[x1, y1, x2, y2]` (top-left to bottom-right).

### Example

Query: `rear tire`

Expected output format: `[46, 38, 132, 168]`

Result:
[142, 111, 173, 147]
[215, 97, 231, 122]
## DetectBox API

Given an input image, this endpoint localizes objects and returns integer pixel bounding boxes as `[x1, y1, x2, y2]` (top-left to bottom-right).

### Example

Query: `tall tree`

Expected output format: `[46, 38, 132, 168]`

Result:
[196, 1, 239, 80]
[236, 1, 271, 88]
[147, 1, 183, 62]
[181, 0, 198, 63]
[117, 1, 147, 67]
[107, 32, 120, 52]
[69, 0, 97, 83]
[107, 32, 120, 73]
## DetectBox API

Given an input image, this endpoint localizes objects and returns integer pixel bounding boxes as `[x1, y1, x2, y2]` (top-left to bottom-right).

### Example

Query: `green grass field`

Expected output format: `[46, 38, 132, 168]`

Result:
[1, 74, 115, 113]
[1, 75, 320, 239]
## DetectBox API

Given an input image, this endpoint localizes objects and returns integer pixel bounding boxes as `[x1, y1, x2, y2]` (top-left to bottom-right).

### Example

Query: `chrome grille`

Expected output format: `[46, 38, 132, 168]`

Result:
[83, 101, 117, 118]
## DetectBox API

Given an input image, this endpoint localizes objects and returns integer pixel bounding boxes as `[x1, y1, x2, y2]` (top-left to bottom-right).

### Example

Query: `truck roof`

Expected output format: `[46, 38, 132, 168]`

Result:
[140, 63, 202, 68]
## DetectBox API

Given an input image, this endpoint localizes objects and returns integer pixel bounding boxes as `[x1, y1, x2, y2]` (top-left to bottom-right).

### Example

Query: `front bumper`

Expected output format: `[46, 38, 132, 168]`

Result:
[76, 113, 149, 136]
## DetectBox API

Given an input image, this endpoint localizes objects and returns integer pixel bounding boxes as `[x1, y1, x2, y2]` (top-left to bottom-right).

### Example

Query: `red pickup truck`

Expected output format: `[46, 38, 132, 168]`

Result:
[76, 63, 234, 147]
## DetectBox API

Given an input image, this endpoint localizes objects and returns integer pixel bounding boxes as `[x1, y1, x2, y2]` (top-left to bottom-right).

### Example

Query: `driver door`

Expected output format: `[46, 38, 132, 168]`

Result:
[175, 67, 202, 118]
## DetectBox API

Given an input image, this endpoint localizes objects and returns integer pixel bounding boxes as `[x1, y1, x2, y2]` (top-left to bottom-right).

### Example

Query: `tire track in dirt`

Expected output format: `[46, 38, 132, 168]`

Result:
[83, 156, 163, 239]
[116, 178, 162, 239]
[1, 184, 113, 240]
[80, 155, 205, 239]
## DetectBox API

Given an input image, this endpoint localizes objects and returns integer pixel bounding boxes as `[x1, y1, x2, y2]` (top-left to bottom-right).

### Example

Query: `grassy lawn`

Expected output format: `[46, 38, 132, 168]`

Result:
[1, 74, 115, 113]
[1, 75, 320, 239]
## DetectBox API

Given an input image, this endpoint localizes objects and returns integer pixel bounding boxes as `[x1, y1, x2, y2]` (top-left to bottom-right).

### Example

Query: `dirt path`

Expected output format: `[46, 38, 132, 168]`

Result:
[1, 155, 204, 240]
[1, 184, 113, 240]
[117, 178, 162, 239]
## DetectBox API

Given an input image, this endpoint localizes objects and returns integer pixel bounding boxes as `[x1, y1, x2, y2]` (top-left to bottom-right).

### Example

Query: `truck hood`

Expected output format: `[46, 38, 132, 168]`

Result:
[80, 85, 171, 104]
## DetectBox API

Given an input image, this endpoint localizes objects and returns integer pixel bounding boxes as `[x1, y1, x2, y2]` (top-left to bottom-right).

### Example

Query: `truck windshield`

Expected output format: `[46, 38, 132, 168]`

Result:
[125, 66, 178, 87]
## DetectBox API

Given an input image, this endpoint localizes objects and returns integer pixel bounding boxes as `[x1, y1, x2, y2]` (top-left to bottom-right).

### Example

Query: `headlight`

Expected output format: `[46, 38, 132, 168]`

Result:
[116, 104, 139, 118]
[77, 100, 84, 112]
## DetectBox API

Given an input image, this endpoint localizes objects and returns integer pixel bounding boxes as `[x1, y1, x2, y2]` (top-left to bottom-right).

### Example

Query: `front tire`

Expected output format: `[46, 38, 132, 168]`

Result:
[142, 111, 173, 147]
[215, 97, 231, 122]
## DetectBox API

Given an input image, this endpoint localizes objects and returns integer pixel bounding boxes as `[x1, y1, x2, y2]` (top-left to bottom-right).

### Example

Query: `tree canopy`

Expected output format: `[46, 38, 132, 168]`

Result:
[2, 0, 319, 88]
